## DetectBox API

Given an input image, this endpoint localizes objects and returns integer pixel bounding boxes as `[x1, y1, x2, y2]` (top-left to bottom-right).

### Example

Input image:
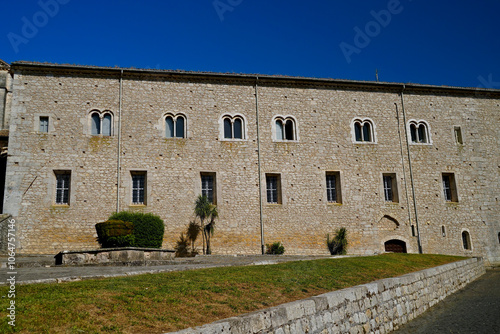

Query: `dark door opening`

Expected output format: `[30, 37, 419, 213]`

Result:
[384, 239, 407, 253]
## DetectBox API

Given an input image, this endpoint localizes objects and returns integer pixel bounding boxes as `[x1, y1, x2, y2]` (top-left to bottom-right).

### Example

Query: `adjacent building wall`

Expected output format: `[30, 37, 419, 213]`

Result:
[3, 63, 500, 264]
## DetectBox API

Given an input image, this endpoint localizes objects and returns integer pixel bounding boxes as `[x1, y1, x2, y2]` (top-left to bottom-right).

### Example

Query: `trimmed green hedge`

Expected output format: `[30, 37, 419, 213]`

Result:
[95, 220, 135, 248]
[108, 212, 164, 248]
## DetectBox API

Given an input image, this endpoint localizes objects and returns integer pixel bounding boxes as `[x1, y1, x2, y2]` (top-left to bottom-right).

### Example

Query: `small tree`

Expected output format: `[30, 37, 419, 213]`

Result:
[194, 195, 218, 255]
[327, 227, 348, 255]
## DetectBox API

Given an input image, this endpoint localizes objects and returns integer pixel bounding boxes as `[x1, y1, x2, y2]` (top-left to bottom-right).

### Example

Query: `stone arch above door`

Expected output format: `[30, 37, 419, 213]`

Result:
[378, 215, 400, 231]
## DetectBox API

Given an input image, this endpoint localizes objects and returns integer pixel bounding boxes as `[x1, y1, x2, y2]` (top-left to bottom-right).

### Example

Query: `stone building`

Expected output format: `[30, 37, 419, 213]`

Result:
[1, 61, 499, 264]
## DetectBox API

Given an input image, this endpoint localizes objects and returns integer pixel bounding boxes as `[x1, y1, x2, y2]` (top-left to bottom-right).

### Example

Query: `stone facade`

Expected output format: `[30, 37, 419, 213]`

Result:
[2, 62, 500, 264]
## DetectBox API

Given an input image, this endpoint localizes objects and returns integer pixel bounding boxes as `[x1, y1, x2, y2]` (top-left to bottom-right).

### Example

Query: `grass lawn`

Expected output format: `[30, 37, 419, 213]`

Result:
[0, 253, 464, 334]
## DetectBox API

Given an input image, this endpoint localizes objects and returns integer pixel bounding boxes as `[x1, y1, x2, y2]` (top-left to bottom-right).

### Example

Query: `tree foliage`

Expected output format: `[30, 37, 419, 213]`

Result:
[194, 195, 218, 255]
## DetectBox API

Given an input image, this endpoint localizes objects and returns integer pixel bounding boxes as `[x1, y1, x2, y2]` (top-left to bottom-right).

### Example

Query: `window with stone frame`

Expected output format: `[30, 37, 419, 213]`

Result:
[408, 120, 431, 144]
[266, 174, 282, 204]
[201, 172, 216, 204]
[54, 170, 71, 205]
[454, 126, 463, 145]
[462, 231, 472, 250]
[39, 116, 49, 133]
[383, 173, 398, 203]
[223, 115, 245, 139]
[442, 173, 458, 202]
[326, 171, 342, 203]
[90, 110, 113, 136]
[274, 116, 296, 141]
[352, 118, 375, 143]
[131, 171, 147, 205]
[165, 114, 186, 138]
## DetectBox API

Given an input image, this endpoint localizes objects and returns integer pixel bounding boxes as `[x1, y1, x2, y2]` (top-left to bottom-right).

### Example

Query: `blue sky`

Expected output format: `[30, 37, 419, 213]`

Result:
[1, 0, 499, 88]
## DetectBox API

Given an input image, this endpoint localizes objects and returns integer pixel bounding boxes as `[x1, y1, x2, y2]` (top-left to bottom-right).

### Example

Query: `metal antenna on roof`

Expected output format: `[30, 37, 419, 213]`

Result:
[375, 69, 379, 82]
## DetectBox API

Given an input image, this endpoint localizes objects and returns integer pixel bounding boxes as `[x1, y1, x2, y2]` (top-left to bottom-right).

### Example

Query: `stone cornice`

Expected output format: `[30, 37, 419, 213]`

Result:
[9, 61, 500, 97]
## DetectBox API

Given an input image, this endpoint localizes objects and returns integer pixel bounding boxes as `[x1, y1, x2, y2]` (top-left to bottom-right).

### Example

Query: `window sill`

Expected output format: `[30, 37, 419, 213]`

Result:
[273, 140, 298, 143]
[52, 204, 70, 207]
[220, 138, 247, 142]
[266, 203, 282, 206]
[130, 204, 147, 207]
[409, 142, 432, 146]
[353, 141, 377, 144]
[327, 202, 342, 206]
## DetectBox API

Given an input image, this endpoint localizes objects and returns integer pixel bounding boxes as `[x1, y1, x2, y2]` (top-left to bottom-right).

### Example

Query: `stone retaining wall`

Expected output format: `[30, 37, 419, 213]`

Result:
[55, 247, 175, 266]
[169, 258, 484, 334]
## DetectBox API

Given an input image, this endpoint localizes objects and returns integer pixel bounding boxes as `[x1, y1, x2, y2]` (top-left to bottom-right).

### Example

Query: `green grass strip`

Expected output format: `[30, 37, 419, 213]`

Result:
[0, 253, 464, 334]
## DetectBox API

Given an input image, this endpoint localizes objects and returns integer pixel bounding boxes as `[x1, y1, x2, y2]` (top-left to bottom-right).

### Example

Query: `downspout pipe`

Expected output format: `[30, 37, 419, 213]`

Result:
[255, 76, 264, 254]
[116, 70, 123, 213]
[400, 84, 423, 253]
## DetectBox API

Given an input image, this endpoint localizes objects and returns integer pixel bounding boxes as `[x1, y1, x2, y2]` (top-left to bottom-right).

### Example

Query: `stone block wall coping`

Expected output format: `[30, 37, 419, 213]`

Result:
[57, 247, 175, 255]
[168, 257, 485, 334]
[55, 247, 175, 266]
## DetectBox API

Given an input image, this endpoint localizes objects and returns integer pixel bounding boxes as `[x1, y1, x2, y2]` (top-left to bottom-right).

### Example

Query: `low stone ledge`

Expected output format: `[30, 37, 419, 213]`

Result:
[165, 257, 485, 334]
[55, 247, 175, 266]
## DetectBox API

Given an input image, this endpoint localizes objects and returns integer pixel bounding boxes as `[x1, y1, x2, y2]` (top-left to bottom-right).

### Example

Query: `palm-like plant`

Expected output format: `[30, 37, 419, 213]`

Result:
[194, 195, 217, 254]
[327, 227, 348, 255]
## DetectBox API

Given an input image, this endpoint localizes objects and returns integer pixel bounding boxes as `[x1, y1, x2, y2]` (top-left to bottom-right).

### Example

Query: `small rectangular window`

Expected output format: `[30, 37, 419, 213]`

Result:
[454, 126, 463, 145]
[201, 172, 216, 204]
[39, 116, 49, 133]
[131, 172, 146, 205]
[442, 173, 458, 202]
[442, 225, 446, 237]
[383, 173, 398, 203]
[411, 225, 416, 237]
[54, 171, 71, 205]
[266, 174, 281, 204]
[326, 172, 342, 203]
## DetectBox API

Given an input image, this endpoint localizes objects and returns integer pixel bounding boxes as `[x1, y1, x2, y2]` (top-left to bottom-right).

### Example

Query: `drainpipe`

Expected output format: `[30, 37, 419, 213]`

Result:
[116, 70, 123, 213]
[395, 102, 413, 238]
[400, 85, 423, 253]
[255, 76, 264, 254]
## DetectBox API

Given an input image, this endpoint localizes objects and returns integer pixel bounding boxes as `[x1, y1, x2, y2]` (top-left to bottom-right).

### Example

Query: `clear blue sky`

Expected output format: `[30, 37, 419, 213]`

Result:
[1, 0, 499, 88]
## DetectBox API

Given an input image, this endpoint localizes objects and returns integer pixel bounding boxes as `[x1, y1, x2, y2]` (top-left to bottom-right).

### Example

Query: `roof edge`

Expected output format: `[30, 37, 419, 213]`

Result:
[9, 61, 500, 95]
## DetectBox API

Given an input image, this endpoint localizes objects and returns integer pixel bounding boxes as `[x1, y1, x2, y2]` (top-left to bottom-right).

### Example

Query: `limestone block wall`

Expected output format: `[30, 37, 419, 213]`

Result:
[170, 257, 485, 334]
[3, 62, 499, 263]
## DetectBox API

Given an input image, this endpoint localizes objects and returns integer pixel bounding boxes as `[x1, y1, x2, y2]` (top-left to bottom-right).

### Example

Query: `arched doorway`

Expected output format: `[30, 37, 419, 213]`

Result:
[384, 239, 407, 253]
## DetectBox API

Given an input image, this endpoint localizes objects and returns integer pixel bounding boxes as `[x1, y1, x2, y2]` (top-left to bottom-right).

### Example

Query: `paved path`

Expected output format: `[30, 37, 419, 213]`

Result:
[393, 267, 500, 334]
[0, 255, 334, 285]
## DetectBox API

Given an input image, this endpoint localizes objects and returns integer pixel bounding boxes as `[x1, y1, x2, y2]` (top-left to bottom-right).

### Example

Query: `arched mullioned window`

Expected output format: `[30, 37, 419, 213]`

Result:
[222, 115, 245, 139]
[274, 116, 297, 141]
[165, 114, 186, 138]
[352, 118, 375, 143]
[90, 110, 113, 136]
[408, 120, 431, 144]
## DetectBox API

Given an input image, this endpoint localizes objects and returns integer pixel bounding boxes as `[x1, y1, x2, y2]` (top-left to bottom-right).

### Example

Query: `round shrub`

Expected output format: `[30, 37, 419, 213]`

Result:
[95, 220, 135, 248]
[109, 212, 165, 248]
[266, 241, 285, 255]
